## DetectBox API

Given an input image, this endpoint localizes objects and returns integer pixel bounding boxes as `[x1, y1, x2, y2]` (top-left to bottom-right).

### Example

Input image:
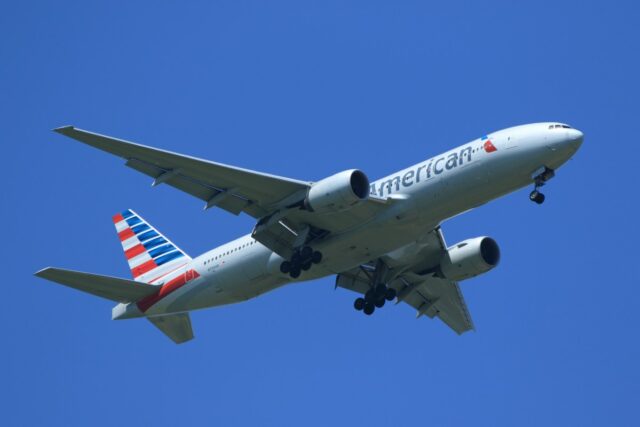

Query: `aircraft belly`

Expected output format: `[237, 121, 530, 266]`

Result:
[312, 218, 436, 275]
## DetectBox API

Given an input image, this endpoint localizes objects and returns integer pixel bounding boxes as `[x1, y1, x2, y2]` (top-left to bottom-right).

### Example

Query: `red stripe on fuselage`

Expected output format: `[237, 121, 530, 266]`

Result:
[125, 244, 146, 260]
[137, 269, 200, 312]
[132, 259, 158, 278]
[119, 228, 135, 241]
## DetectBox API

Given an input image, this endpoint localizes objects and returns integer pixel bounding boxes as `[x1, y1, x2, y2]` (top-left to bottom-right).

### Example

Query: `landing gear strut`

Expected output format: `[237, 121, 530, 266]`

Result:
[280, 246, 323, 279]
[530, 166, 555, 205]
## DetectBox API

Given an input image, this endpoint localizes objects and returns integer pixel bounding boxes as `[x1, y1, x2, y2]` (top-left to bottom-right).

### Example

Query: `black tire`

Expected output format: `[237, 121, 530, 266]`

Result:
[291, 252, 301, 264]
[311, 251, 323, 264]
[300, 246, 313, 259]
[365, 289, 375, 302]
[363, 303, 375, 315]
[280, 261, 291, 274]
[354, 297, 365, 311]
[301, 261, 312, 271]
[535, 193, 546, 204]
[530, 190, 540, 201]
[385, 287, 397, 301]
[290, 267, 301, 279]
[375, 284, 387, 296]
[374, 298, 385, 308]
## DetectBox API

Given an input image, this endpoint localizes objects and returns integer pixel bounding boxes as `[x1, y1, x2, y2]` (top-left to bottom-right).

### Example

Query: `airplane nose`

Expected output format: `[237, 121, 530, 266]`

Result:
[567, 128, 583, 143]
[565, 128, 584, 151]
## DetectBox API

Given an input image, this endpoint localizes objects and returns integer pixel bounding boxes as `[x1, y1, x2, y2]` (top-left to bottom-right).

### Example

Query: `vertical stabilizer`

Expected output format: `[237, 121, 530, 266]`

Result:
[112, 209, 191, 283]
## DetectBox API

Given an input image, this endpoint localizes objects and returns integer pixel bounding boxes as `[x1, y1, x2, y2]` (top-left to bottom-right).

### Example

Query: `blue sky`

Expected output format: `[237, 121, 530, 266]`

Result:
[3, 1, 639, 425]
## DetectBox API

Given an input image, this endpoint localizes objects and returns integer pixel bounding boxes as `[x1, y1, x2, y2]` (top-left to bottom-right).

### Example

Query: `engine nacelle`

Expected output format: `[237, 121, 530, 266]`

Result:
[440, 237, 500, 281]
[305, 169, 370, 213]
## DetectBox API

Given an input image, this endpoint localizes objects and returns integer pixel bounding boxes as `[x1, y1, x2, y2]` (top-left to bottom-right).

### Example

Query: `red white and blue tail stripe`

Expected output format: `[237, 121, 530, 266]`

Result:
[112, 209, 191, 283]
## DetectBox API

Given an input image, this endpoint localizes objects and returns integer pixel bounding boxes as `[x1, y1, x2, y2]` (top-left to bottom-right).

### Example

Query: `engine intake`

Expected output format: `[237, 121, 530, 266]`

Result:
[305, 169, 369, 213]
[440, 237, 500, 281]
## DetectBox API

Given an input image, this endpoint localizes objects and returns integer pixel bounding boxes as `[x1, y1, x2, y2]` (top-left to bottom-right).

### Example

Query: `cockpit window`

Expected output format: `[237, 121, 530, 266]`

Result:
[548, 124, 572, 129]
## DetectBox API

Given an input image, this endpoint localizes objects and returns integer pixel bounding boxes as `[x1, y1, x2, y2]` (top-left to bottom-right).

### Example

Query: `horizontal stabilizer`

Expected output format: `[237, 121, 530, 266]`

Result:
[35, 267, 158, 302]
[148, 313, 194, 344]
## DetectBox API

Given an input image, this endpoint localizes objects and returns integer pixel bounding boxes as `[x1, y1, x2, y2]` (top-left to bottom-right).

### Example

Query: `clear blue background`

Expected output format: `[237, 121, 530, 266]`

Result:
[3, 1, 638, 425]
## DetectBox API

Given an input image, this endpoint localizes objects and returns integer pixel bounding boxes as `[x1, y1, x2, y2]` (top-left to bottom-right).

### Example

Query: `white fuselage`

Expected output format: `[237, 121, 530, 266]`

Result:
[130, 123, 583, 318]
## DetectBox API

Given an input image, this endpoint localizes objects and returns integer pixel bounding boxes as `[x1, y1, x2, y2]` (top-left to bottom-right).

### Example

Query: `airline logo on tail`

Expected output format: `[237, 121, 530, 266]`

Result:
[113, 209, 191, 283]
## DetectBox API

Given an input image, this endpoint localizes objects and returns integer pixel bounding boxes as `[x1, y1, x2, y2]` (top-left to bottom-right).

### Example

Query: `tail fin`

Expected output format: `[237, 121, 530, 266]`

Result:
[112, 209, 191, 283]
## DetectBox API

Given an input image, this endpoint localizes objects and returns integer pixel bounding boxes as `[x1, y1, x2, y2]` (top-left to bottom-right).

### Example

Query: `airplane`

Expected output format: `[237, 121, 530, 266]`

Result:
[35, 122, 583, 343]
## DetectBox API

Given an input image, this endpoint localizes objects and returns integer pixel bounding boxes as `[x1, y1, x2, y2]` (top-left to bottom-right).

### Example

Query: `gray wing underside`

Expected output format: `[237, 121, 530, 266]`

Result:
[336, 268, 474, 334]
[54, 126, 309, 218]
[335, 228, 474, 334]
[54, 126, 390, 235]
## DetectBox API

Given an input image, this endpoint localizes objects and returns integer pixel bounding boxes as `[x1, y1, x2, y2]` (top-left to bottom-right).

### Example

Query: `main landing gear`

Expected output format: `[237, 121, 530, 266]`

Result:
[529, 166, 555, 205]
[353, 284, 397, 316]
[279, 246, 323, 279]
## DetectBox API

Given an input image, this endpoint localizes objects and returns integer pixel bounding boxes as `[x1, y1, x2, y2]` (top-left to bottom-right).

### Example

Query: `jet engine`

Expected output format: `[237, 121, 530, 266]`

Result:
[305, 169, 370, 213]
[440, 237, 500, 281]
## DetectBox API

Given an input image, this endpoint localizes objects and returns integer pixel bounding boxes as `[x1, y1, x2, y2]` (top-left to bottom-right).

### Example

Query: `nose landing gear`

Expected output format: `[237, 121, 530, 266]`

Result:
[530, 166, 555, 205]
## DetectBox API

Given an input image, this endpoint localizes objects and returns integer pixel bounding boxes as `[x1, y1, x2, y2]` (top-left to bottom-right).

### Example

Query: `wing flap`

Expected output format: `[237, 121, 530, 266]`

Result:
[35, 267, 158, 303]
[148, 313, 194, 344]
[405, 277, 474, 334]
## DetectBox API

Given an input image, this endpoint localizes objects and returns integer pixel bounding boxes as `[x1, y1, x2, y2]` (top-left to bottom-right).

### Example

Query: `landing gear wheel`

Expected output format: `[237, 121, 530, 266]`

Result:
[291, 252, 301, 265]
[385, 288, 397, 301]
[300, 246, 313, 259]
[301, 261, 312, 271]
[363, 302, 375, 315]
[374, 298, 386, 308]
[354, 297, 365, 311]
[365, 289, 375, 302]
[280, 261, 291, 274]
[289, 267, 301, 279]
[311, 251, 323, 264]
[375, 284, 387, 296]
[529, 190, 545, 204]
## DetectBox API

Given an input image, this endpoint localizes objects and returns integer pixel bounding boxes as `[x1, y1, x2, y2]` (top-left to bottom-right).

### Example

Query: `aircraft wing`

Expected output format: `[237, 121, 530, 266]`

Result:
[54, 126, 310, 218]
[335, 228, 474, 334]
[55, 126, 391, 257]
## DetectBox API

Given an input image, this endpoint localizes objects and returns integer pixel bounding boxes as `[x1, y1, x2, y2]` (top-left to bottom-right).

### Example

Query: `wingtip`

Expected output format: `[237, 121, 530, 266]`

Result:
[34, 267, 53, 278]
[53, 125, 75, 134]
